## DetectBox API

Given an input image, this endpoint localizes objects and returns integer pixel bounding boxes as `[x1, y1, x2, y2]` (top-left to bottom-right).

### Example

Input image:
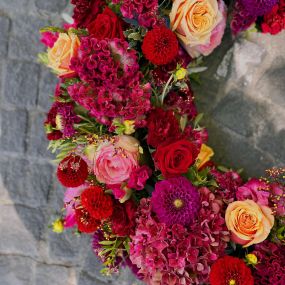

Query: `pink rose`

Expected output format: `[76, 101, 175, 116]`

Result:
[128, 166, 152, 190]
[94, 135, 140, 185]
[236, 178, 270, 206]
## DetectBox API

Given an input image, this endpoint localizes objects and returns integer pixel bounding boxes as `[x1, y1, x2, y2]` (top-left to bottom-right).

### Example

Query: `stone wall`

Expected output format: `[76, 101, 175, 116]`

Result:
[0, 0, 284, 284]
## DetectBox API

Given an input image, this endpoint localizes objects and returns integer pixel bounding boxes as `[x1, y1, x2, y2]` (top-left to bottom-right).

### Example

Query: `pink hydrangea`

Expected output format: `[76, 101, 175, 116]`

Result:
[236, 178, 270, 206]
[128, 166, 152, 190]
[68, 38, 151, 127]
[130, 188, 229, 285]
[270, 182, 285, 216]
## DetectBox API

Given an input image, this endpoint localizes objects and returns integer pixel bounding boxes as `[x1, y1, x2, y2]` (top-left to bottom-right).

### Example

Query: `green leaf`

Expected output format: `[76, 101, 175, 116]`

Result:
[128, 32, 142, 41]
[99, 240, 116, 246]
[180, 114, 188, 132]
[40, 26, 65, 33]
[194, 113, 204, 128]
[68, 28, 88, 36]
[38, 53, 49, 65]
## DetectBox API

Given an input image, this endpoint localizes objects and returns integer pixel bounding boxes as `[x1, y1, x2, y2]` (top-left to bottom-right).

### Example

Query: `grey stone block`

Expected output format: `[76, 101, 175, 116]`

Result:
[0, 109, 28, 153]
[34, 0, 68, 13]
[3, 60, 40, 108]
[35, 264, 75, 285]
[0, 205, 39, 258]
[38, 67, 57, 110]
[78, 272, 108, 285]
[27, 111, 53, 158]
[0, 16, 10, 57]
[0, 255, 35, 285]
[211, 89, 262, 138]
[0, 0, 30, 14]
[0, 158, 53, 207]
[9, 15, 49, 62]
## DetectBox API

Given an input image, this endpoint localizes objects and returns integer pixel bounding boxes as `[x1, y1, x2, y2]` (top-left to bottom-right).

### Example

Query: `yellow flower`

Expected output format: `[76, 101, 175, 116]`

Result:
[245, 253, 258, 265]
[196, 144, 214, 169]
[47, 30, 80, 76]
[225, 200, 274, 247]
[175, 67, 187, 80]
[123, 120, 136, 135]
[52, 218, 64, 233]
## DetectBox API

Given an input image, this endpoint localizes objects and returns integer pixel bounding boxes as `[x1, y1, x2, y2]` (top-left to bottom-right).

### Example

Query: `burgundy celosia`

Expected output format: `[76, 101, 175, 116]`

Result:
[130, 188, 229, 284]
[253, 241, 285, 284]
[112, 0, 158, 28]
[69, 38, 151, 127]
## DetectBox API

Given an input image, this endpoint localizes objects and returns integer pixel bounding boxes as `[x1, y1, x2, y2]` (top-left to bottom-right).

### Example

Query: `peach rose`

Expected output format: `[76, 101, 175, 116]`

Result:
[196, 144, 214, 169]
[47, 30, 80, 76]
[170, 0, 226, 57]
[225, 200, 274, 247]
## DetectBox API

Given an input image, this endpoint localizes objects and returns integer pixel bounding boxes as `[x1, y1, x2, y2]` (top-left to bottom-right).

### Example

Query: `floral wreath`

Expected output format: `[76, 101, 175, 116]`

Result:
[39, 0, 285, 284]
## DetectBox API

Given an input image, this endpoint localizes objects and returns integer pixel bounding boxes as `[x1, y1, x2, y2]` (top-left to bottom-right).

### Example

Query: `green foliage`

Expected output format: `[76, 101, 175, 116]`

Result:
[48, 139, 77, 163]
[40, 26, 65, 33]
[38, 53, 49, 65]
[186, 166, 218, 188]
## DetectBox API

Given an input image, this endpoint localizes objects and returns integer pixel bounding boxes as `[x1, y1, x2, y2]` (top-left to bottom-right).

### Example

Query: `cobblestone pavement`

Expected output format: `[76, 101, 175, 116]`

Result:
[0, 0, 284, 284]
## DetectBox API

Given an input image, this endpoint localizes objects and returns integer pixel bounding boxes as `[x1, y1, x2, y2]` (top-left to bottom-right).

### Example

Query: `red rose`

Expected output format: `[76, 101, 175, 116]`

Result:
[87, 7, 125, 40]
[111, 200, 137, 237]
[154, 139, 199, 178]
[147, 108, 180, 148]
[261, 3, 285, 35]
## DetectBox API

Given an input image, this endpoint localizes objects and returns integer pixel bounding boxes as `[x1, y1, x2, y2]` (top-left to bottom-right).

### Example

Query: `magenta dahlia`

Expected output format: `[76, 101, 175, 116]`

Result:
[151, 177, 200, 226]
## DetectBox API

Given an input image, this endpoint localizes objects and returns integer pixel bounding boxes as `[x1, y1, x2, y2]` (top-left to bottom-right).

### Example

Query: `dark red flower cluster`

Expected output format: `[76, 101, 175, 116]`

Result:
[57, 155, 89, 188]
[146, 108, 180, 148]
[81, 186, 114, 220]
[75, 207, 100, 233]
[71, 0, 105, 28]
[154, 139, 199, 178]
[142, 26, 179, 66]
[262, 0, 285, 35]
[209, 256, 254, 285]
[111, 200, 137, 236]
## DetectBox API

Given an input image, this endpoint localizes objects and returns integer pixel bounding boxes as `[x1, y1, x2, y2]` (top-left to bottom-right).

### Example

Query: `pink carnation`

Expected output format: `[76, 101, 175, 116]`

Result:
[40, 32, 58, 48]
[236, 178, 270, 206]
[94, 136, 140, 185]
[128, 166, 152, 190]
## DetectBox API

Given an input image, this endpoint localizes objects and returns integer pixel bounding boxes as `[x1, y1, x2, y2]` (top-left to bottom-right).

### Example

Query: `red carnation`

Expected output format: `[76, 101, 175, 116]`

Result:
[81, 186, 113, 220]
[209, 256, 254, 285]
[75, 207, 100, 233]
[147, 108, 180, 148]
[142, 26, 179, 65]
[57, 155, 88, 188]
[111, 200, 137, 237]
[154, 139, 199, 178]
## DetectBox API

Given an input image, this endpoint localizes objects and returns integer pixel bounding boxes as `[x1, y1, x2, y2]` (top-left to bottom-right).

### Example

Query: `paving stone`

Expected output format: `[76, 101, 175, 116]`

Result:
[0, 255, 35, 285]
[3, 60, 40, 108]
[0, 158, 53, 207]
[34, 0, 68, 13]
[38, 67, 57, 110]
[78, 272, 108, 285]
[211, 89, 263, 138]
[0, 0, 30, 14]
[9, 15, 49, 62]
[0, 16, 10, 57]
[27, 111, 53, 158]
[35, 264, 76, 285]
[0, 204, 39, 258]
[0, 109, 28, 153]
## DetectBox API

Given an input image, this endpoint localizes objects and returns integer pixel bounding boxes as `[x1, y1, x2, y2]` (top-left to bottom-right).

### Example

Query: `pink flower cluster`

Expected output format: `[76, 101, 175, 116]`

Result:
[69, 38, 151, 126]
[130, 188, 229, 285]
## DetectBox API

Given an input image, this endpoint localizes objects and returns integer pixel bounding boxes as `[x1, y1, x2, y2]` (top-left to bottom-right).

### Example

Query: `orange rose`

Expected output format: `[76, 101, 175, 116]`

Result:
[225, 200, 274, 247]
[170, 0, 224, 57]
[47, 30, 80, 76]
[196, 144, 214, 169]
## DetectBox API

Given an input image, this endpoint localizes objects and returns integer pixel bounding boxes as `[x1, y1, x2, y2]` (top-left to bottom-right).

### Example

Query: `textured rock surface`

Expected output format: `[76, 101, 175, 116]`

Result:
[0, 1, 284, 285]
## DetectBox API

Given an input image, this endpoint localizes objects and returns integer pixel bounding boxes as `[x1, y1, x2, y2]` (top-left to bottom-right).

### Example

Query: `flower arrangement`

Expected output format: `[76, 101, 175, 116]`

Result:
[39, 0, 285, 284]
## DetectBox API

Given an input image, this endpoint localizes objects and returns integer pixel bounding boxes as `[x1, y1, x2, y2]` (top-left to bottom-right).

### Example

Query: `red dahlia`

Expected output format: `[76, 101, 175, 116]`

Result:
[75, 207, 100, 233]
[142, 26, 179, 65]
[81, 186, 113, 220]
[209, 256, 254, 285]
[57, 155, 88, 188]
